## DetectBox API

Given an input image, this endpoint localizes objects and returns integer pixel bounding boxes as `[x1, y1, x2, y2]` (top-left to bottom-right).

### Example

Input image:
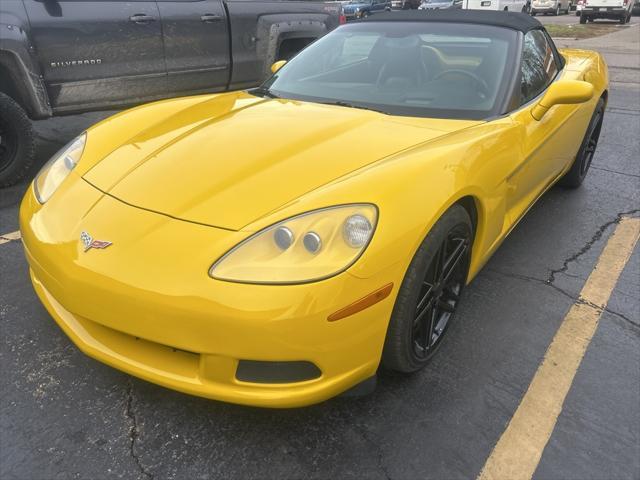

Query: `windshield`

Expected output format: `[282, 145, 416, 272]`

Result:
[258, 22, 517, 120]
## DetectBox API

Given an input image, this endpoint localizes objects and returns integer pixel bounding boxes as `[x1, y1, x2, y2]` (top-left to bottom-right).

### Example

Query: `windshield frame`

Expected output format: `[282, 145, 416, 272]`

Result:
[253, 21, 520, 121]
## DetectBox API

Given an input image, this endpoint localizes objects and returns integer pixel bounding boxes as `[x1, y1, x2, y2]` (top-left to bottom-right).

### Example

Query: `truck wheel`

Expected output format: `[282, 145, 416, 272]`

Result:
[0, 93, 36, 187]
[579, 14, 587, 22]
[619, 14, 626, 23]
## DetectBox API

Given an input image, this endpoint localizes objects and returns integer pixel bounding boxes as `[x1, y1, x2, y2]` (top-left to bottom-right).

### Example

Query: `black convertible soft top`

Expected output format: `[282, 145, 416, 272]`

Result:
[359, 10, 543, 33]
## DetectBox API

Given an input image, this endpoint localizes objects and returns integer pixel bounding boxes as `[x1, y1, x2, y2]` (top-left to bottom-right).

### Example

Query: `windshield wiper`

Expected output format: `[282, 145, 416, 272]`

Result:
[321, 100, 387, 114]
[251, 87, 281, 99]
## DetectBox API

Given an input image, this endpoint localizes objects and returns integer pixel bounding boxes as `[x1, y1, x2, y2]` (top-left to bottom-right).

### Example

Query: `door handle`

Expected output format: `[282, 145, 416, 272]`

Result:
[201, 14, 223, 23]
[129, 14, 156, 24]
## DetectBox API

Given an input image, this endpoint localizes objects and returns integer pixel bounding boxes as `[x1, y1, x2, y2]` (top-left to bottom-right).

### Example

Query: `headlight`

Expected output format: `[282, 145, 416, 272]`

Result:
[34, 133, 86, 203]
[210, 204, 377, 284]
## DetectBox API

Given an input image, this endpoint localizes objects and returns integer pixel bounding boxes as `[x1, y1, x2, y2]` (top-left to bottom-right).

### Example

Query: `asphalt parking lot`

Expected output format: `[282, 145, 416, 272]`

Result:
[1, 19, 639, 480]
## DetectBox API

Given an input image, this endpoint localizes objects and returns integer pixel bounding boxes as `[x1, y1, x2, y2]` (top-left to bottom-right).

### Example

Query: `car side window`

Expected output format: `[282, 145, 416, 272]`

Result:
[520, 30, 559, 105]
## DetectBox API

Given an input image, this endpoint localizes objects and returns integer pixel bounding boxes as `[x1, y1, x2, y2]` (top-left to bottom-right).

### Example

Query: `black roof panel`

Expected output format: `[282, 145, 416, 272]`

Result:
[359, 10, 543, 33]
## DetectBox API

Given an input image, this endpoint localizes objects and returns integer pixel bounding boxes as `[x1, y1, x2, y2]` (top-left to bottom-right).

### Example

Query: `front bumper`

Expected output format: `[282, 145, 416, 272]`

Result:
[20, 180, 400, 408]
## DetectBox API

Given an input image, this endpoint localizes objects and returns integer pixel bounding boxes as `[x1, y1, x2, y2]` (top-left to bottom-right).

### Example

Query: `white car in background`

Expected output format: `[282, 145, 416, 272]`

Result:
[531, 0, 572, 14]
[579, 0, 633, 22]
[462, 0, 528, 11]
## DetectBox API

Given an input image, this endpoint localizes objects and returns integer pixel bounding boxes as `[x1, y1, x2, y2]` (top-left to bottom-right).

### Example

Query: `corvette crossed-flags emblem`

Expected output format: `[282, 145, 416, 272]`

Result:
[80, 231, 112, 252]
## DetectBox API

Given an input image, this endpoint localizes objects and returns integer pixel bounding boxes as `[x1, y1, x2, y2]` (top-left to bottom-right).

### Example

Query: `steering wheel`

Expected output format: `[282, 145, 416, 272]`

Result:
[432, 69, 490, 97]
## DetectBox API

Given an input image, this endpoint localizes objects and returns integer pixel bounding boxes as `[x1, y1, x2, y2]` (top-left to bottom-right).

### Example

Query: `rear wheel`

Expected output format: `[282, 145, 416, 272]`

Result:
[382, 205, 472, 372]
[619, 14, 626, 23]
[0, 92, 36, 187]
[579, 14, 587, 22]
[559, 98, 604, 188]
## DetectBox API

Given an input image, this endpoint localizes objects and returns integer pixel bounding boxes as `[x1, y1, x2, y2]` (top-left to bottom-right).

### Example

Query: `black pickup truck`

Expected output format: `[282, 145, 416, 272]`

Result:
[0, 0, 342, 186]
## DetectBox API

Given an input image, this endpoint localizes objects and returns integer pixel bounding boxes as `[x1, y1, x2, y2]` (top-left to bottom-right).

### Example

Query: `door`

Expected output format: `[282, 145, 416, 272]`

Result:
[506, 30, 578, 221]
[22, 0, 166, 112]
[157, 0, 230, 95]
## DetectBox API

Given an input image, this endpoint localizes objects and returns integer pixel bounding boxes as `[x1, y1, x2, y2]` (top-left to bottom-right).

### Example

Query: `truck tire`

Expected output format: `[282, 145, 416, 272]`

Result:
[579, 13, 587, 22]
[0, 92, 36, 187]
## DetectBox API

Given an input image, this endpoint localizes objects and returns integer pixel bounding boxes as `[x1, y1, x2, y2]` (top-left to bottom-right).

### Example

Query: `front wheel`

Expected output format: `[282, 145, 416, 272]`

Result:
[382, 205, 472, 372]
[579, 14, 587, 22]
[0, 92, 36, 187]
[559, 98, 604, 188]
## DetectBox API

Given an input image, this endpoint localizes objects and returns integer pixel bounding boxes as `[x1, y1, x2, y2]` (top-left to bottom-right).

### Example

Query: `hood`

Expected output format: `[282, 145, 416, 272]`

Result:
[84, 92, 480, 231]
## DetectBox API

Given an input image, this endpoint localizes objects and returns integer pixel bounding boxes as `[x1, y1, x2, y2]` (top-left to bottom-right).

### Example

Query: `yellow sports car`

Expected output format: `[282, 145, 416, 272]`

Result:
[20, 10, 607, 407]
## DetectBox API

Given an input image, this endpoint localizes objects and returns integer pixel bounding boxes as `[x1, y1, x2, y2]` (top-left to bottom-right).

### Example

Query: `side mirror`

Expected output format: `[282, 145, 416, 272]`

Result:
[531, 80, 594, 121]
[271, 60, 287, 74]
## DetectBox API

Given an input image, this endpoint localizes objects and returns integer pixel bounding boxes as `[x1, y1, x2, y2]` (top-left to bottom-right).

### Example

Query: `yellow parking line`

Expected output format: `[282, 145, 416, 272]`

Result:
[0, 230, 21, 245]
[478, 216, 640, 480]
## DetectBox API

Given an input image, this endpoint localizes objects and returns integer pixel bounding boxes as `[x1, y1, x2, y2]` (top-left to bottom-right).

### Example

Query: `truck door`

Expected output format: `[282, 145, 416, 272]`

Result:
[22, 0, 166, 112]
[157, 0, 231, 95]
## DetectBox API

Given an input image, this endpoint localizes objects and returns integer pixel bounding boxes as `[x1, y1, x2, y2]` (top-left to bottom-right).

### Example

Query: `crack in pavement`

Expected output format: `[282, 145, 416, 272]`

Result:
[591, 165, 640, 179]
[351, 424, 393, 480]
[545, 208, 640, 286]
[488, 269, 640, 329]
[124, 378, 153, 480]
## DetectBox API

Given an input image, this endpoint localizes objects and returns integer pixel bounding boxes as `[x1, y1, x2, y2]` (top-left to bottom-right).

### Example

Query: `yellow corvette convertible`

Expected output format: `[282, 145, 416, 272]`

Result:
[20, 10, 607, 407]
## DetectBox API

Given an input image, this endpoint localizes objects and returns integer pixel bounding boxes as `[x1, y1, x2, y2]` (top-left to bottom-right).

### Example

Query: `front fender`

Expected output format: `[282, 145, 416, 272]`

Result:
[237, 119, 516, 283]
[0, 10, 51, 118]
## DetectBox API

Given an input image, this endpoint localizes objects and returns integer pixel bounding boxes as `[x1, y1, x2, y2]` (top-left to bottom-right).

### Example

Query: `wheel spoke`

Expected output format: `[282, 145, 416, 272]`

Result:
[416, 282, 434, 314]
[441, 238, 468, 285]
[424, 305, 438, 354]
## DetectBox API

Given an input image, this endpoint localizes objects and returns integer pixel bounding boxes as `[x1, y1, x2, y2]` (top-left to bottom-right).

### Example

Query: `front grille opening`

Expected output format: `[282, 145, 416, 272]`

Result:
[236, 360, 321, 384]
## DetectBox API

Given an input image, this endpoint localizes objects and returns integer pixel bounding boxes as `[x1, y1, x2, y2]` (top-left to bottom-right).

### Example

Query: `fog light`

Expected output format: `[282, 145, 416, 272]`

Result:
[343, 214, 373, 248]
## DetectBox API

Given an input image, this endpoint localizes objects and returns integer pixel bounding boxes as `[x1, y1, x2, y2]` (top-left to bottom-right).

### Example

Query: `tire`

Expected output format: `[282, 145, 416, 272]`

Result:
[532, 11, 537, 15]
[559, 98, 604, 188]
[382, 204, 472, 373]
[0, 92, 36, 187]
[619, 14, 626, 23]
[580, 14, 587, 22]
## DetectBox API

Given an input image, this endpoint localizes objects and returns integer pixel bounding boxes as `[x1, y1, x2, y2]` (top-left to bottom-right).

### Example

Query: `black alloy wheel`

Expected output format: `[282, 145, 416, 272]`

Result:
[579, 104, 603, 176]
[411, 228, 469, 360]
[559, 97, 605, 188]
[382, 205, 473, 372]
